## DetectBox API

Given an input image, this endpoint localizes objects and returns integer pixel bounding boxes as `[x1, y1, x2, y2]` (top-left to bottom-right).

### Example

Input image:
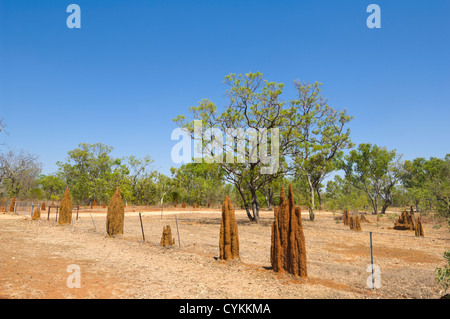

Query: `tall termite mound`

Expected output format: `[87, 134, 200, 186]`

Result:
[106, 187, 125, 236]
[58, 187, 72, 225]
[160, 225, 175, 246]
[343, 210, 350, 226]
[32, 207, 41, 220]
[394, 210, 415, 231]
[9, 198, 16, 212]
[415, 217, 424, 237]
[219, 196, 239, 261]
[270, 184, 307, 278]
[41, 202, 46, 211]
[182, 202, 186, 208]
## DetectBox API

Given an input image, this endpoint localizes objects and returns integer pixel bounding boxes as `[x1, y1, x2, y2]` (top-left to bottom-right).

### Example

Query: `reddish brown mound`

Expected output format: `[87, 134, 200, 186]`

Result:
[32, 207, 40, 220]
[182, 202, 186, 208]
[343, 210, 350, 226]
[415, 217, 424, 237]
[160, 226, 175, 247]
[394, 210, 415, 231]
[219, 196, 239, 261]
[106, 187, 124, 236]
[41, 202, 46, 211]
[353, 216, 362, 231]
[270, 184, 307, 278]
[58, 187, 72, 225]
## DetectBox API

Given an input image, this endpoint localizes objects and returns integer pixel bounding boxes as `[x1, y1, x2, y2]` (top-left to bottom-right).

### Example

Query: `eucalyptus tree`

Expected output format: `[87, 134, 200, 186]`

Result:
[290, 80, 353, 220]
[342, 143, 404, 214]
[174, 72, 301, 223]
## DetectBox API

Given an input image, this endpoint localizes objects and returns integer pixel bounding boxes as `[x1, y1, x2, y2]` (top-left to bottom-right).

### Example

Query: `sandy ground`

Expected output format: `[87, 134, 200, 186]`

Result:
[0, 208, 449, 299]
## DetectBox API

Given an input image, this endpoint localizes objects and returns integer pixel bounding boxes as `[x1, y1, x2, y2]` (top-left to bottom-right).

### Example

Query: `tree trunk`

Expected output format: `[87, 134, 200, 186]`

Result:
[370, 196, 378, 215]
[250, 188, 260, 223]
[307, 176, 315, 221]
[380, 202, 389, 214]
[316, 188, 322, 210]
[236, 184, 259, 223]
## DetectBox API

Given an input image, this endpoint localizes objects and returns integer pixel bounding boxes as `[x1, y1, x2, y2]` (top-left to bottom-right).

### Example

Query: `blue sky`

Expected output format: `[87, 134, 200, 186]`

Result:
[0, 0, 449, 176]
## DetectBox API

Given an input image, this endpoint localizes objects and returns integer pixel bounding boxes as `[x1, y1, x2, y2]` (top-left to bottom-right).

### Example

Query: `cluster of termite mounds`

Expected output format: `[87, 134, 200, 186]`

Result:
[106, 187, 125, 236]
[342, 210, 364, 231]
[393, 208, 424, 237]
[349, 215, 362, 231]
[270, 184, 307, 278]
[160, 225, 175, 247]
[219, 196, 240, 261]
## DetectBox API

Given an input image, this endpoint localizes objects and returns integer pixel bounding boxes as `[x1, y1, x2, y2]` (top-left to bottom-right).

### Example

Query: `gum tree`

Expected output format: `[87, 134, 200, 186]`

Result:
[342, 143, 404, 214]
[174, 72, 300, 223]
[291, 80, 353, 220]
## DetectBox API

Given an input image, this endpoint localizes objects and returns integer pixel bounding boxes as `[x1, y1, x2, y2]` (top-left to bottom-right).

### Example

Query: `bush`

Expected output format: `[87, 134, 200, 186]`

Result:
[435, 251, 450, 294]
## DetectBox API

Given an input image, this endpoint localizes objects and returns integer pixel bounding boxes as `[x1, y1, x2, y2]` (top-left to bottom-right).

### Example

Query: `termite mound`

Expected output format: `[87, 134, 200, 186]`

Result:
[270, 184, 307, 278]
[106, 187, 125, 236]
[219, 196, 239, 261]
[160, 225, 175, 247]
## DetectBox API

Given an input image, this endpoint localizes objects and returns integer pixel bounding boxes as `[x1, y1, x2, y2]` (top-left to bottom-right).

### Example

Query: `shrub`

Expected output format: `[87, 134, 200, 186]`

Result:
[436, 251, 450, 294]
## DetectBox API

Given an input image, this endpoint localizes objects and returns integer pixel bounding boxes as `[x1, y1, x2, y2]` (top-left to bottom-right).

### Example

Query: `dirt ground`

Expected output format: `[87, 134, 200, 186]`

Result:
[0, 207, 449, 299]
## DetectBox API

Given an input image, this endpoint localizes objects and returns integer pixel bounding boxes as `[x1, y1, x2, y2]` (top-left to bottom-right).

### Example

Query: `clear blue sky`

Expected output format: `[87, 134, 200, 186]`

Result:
[1, 0, 449, 176]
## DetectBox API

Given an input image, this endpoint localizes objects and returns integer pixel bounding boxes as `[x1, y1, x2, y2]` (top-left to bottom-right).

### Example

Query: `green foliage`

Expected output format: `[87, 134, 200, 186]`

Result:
[435, 251, 450, 293]
[325, 175, 368, 212]
[39, 174, 65, 200]
[291, 80, 353, 219]
[57, 143, 158, 205]
[170, 162, 227, 206]
[402, 154, 450, 217]
[173, 72, 297, 222]
[342, 143, 404, 214]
